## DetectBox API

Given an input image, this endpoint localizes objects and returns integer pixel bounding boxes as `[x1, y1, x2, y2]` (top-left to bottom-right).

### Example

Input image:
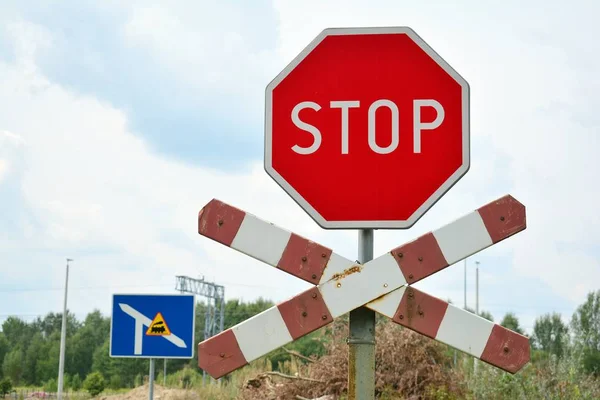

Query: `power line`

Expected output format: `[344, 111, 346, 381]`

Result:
[0, 314, 86, 318]
[0, 280, 282, 293]
[0, 284, 171, 293]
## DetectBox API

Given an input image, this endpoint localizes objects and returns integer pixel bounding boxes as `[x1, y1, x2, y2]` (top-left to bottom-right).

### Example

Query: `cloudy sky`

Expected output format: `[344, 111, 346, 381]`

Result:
[0, 0, 598, 335]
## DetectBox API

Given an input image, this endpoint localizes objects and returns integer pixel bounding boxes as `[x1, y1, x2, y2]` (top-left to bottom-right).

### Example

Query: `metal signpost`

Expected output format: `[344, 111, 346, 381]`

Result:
[264, 26, 470, 398]
[110, 294, 195, 400]
[195, 27, 529, 399]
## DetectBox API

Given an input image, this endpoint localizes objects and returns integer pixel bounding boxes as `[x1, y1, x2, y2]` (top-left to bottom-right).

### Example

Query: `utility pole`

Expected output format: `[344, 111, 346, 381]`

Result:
[57, 258, 73, 400]
[457, 258, 467, 367]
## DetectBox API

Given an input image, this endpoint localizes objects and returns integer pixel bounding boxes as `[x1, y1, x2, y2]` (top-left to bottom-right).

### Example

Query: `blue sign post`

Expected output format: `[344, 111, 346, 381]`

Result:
[110, 294, 195, 359]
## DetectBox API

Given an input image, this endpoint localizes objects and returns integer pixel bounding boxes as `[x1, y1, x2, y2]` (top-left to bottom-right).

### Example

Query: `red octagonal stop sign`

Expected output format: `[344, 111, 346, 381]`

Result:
[265, 27, 470, 229]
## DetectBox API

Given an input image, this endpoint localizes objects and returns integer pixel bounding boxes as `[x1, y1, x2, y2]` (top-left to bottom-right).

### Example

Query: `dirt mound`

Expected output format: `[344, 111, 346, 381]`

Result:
[99, 384, 199, 400]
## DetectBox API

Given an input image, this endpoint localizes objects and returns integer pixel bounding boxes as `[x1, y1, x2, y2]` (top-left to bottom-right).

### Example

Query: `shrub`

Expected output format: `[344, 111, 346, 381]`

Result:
[0, 378, 12, 396]
[134, 373, 142, 387]
[83, 372, 105, 397]
[109, 375, 123, 390]
[71, 374, 82, 391]
[63, 373, 71, 390]
[43, 378, 57, 393]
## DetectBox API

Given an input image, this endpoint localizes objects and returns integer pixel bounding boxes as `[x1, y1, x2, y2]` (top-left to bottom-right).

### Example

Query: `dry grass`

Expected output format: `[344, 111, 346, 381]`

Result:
[238, 318, 466, 400]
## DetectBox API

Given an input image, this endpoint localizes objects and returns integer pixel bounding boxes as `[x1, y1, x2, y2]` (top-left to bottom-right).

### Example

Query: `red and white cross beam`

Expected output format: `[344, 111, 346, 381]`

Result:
[196, 195, 527, 378]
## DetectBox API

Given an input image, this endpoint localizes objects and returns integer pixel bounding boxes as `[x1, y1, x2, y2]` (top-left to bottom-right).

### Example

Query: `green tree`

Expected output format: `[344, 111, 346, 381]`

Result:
[500, 312, 525, 335]
[91, 340, 111, 377]
[463, 306, 494, 322]
[0, 300, 280, 388]
[224, 297, 274, 328]
[1, 313, 80, 386]
[68, 310, 110, 379]
[0, 378, 12, 396]
[228, 298, 272, 330]
[83, 372, 105, 397]
[2, 349, 23, 385]
[32, 312, 80, 339]
[0, 334, 8, 379]
[571, 290, 600, 375]
[33, 333, 60, 384]
[1, 318, 31, 349]
[92, 340, 147, 388]
[23, 333, 45, 384]
[479, 310, 494, 322]
[531, 313, 569, 359]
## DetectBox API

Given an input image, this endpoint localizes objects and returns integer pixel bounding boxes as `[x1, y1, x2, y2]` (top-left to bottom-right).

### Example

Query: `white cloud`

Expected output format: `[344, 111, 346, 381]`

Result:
[0, 18, 327, 320]
[119, 0, 280, 118]
[0, 130, 26, 184]
[1, 130, 25, 145]
[1, 1, 599, 332]
[0, 159, 6, 182]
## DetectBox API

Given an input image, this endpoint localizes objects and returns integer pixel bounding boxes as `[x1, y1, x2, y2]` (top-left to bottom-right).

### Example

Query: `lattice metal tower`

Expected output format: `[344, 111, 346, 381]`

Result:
[175, 275, 225, 340]
[175, 275, 225, 383]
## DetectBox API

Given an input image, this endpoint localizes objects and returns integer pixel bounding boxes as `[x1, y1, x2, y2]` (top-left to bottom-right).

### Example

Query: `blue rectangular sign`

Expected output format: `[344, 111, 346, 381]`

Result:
[110, 294, 195, 359]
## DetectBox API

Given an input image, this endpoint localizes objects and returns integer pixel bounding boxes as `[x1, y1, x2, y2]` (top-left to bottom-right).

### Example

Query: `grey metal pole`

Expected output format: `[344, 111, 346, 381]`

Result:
[57, 258, 72, 400]
[219, 295, 225, 333]
[348, 229, 375, 400]
[163, 359, 167, 386]
[460, 258, 467, 367]
[149, 359, 155, 400]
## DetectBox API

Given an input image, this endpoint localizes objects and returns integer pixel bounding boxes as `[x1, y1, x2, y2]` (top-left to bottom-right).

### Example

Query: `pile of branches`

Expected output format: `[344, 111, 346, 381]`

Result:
[239, 319, 466, 399]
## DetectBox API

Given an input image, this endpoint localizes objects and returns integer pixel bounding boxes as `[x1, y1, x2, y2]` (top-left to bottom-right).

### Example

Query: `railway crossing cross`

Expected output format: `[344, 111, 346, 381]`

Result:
[196, 194, 529, 379]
